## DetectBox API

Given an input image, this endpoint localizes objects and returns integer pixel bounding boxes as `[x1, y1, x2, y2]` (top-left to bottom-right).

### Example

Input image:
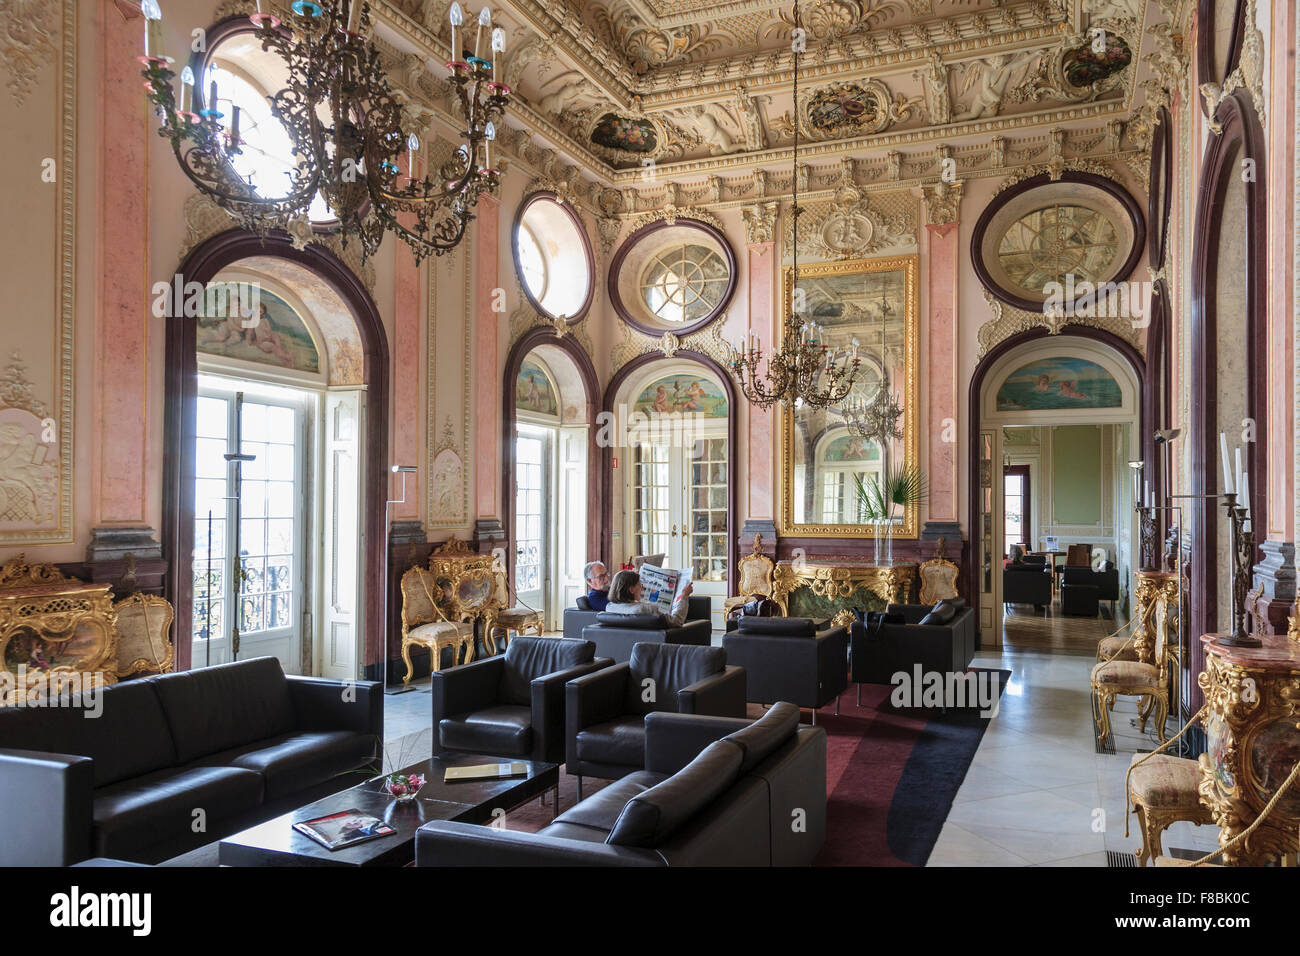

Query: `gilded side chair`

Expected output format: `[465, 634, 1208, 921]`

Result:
[1124, 705, 1215, 865]
[724, 534, 776, 616]
[399, 566, 474, 685]
[1091, 599, 1173, 747]
[488, 567, 543, 654]
[918, 537, 960, 605]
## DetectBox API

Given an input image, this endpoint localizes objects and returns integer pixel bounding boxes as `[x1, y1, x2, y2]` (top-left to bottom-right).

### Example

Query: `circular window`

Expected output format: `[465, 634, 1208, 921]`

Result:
[204, 29, 335, 225]
[971, 172, 1144, 313]
[512, 193, 593, 323]
[610, 219, 736, 335]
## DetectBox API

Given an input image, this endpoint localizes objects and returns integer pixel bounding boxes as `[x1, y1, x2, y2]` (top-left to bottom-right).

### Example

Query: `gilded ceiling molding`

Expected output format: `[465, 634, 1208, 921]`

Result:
[622, 204, 724, 230]
[992, 155, 1114, 196]
[742, 201, 778, 244]
[975, 289, 1145, 360]
[1200, 0, 1266, 134]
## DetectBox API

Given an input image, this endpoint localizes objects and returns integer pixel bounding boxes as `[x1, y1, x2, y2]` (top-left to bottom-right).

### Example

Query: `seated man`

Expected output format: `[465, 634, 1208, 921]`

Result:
[603, 569, 693, 627]
[583, 560, 610, 612]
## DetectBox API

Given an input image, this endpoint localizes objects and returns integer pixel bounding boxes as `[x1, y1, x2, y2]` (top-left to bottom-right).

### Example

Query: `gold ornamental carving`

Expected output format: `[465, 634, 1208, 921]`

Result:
[742, 202, 778, 245]
[1200, 0, 1265, 134]
[921, 180, 963, 228]
[975, 288, 1145, 359]
[771, 559, 917, 616]
[1131, 572, 1179, 665]
[0, 0, 59, 106]
[1196, 634, 1300, 865]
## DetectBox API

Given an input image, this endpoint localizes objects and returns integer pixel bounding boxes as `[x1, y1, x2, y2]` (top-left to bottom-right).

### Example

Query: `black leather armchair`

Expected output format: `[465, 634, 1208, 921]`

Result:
[1060, 563, 1118, 616]
[721, 617, 848, 724]
[1003, 562, 1052, 610]
[580, 597, 713, 663]
[850, 603, 976, 704]
[565, 642, 745, 797]
[430, 636, 610, 763]
[415, 701, 827, 866]
[564, 595, 711, 645]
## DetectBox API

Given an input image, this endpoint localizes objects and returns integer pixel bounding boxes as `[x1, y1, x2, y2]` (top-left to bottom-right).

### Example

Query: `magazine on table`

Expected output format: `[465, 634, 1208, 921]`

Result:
[293, 809, 395, 851]
[638, 564, 693, 615]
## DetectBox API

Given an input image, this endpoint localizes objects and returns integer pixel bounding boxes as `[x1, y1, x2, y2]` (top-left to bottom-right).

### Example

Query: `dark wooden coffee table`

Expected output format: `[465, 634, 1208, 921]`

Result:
[218, 753, 559, 867]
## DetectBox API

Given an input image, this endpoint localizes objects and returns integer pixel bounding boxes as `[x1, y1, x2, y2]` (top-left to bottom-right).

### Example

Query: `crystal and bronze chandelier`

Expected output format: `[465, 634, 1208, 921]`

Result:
[841, 286, 903, 444]
[729, 0, 860, 409]
[138, 0, 509, 264]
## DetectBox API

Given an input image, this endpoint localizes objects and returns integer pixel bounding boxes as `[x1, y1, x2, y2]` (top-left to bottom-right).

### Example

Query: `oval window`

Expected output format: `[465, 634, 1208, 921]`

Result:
[512, 194, 594, 323]
[610, 219, 735, 335]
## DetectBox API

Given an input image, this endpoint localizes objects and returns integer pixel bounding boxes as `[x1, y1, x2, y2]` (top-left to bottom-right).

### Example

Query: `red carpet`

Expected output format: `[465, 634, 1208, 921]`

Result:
[506, 674, 1006, 866]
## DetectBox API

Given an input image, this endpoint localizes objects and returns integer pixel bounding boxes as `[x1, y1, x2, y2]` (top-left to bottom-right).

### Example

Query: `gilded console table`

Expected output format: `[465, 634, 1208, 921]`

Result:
[1197, 633, 1300, 865]
[0, 556, 119, 705]
[771, 560, 917, 619]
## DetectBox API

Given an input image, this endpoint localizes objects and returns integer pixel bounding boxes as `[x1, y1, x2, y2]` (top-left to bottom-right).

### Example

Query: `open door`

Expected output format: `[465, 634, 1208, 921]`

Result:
[317, 389, 363, 679]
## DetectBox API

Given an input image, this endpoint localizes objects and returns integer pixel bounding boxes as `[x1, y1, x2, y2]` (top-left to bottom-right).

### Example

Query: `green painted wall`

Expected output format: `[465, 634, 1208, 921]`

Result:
[1051, 425, 1101, 524]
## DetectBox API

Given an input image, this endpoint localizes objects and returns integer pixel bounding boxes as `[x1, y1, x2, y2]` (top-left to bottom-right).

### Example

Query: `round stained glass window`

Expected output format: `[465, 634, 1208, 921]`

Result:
[640, 244, 730, 325]
[610, 219, 736, 335]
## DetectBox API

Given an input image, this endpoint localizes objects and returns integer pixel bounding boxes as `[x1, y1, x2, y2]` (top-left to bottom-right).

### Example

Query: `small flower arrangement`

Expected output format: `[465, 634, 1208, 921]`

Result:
[383, 771, 426, 802]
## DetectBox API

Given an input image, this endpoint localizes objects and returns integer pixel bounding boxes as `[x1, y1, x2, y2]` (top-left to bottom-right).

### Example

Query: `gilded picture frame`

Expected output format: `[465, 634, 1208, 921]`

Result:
[779, 254, 920, 539]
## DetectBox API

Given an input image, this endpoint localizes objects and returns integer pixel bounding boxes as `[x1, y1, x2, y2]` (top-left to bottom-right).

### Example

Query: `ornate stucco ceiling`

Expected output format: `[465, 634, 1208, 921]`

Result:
[373, 0, 1184, 212]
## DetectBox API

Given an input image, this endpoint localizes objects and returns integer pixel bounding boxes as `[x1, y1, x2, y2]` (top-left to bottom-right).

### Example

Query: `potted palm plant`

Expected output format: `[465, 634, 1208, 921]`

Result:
[853, 464, 929, 564]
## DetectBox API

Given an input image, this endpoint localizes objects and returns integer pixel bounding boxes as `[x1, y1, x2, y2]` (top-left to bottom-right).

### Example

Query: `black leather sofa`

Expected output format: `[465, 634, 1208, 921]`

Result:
[579, 602, 712, 664]
[430, 636, 610, 762]
[563, 594, 712, 643]
[0, 657, 382, 865]
[414, 701, 826, 866]
[721, 617, 848, 723]
[565, 642, 745, 796]
[850, 602, 976, 703]
[1003, 561, 1052, 609]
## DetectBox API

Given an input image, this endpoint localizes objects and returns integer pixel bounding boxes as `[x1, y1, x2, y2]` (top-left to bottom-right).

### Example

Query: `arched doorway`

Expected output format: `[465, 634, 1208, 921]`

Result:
[602, 352, 738, 631]
[501, 330, 600, 628]
[163, 230, 388, 678]
[968, 330, 1145, 647]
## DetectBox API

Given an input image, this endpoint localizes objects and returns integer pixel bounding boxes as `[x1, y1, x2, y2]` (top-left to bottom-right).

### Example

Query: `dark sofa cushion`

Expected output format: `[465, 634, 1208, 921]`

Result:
[0, 681, 177, 789]
[551, 770, 665, 838]
[723, 701, 801, 774]
[595, 612, 662, 629]
[625, 644, 726, 715]
[92, 765, 264, 859]
[575, 596, 593, 611]
[498, 636, 595, 706]
[607, 739, 744, 848]
[575, 715, 646, 767]
[737, 616, 816, 636]
[440, 704, 533, 757]
[919, 600, 959, 626]
[148, 657, 296, 764]
[210, 731, 375, 800]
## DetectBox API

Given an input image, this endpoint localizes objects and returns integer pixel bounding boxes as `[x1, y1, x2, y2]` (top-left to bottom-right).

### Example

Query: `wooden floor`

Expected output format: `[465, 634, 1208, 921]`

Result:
[1002, 599, 1126, 654]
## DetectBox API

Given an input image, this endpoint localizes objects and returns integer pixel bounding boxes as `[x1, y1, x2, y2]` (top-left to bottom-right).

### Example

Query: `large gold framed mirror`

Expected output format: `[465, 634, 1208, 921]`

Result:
[780, 254, 920, 538]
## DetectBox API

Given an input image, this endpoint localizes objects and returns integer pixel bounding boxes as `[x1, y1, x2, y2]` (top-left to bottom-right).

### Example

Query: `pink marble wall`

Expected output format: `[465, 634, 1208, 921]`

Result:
[94, 11, 151, 526]
[473, 196, 501, 519]
[746, 241, 775, 519]
[925, 220, 959, 520]
[392, 153, 423, 520]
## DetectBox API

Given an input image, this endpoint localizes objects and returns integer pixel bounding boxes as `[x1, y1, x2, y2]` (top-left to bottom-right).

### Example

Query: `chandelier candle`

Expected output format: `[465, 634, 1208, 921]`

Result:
[449, 2, 464, 61]
[475, 7, 491, 59]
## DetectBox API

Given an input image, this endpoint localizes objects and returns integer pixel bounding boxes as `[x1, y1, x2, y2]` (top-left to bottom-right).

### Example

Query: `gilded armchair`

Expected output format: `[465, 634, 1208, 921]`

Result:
[399, 566, 475, 685]
[1124, 705, 1214, 865]
[488, 568, 543, 654]
[724, 534, 776, 616]
[1091, 600, 1172, 747]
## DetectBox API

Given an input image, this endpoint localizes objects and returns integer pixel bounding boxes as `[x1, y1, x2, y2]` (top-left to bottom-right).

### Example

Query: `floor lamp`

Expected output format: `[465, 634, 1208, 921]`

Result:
[384, 465, 418, 695]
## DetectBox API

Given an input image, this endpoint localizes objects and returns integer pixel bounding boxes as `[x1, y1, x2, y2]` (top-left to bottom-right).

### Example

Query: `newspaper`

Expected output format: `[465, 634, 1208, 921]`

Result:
[638, 564, 693, 615]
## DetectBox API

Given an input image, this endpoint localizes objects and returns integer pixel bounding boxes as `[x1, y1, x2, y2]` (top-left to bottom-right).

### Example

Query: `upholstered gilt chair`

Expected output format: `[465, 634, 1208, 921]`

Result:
[1091, 600, 1172, 747]
[488, 567, 544, 654]
[1124, 707, 1214, 865]
[724, 534, 776, 617]
[918, 537, 960, 605]
[400, 566, 475, 685]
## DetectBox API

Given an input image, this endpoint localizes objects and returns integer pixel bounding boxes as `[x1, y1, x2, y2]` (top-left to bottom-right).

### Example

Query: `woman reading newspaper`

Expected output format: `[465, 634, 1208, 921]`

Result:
[604, 568, 694, 626]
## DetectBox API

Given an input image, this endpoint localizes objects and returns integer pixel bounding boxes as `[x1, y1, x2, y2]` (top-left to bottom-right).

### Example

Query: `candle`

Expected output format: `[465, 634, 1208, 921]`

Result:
[491, 27, 505, 80]
[1144, 480, 1150, 509]
[348, 0, 362, 33]
[180, 65, 194, 112]
[1235, 446, 1243, 500]
[449, 2, 463, 60]
[230, 104, 240, 142]
[209, 79, 218, 114]
[141, 0, 165, 58]
[475, 7, 491, 59]
[1219, 432, 1234, 493]
[1239, 470, 1250, 517]
[484, 121, 495, 168]
[407, 132, 419, 180]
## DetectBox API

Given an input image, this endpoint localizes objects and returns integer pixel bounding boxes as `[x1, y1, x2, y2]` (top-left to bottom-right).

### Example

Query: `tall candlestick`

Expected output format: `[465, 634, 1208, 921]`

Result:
[491, 27, 505, 80]
[1144, 480, 1151, 509]
[1219, 432, 1234, 493]
[449, 2, 463, 59]
[1235, 446, 1243, 500]
[475, 7, 491, 59]
[1239, 470, 1251, 521]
